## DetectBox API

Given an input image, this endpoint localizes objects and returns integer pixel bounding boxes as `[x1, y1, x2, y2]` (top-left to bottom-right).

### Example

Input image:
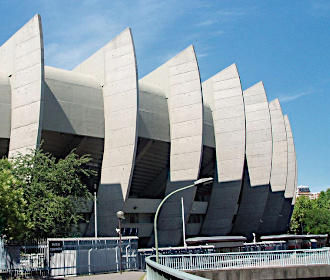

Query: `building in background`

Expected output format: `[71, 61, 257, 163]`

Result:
[296, 186, 320, 200]
[0, 15, 298, 247]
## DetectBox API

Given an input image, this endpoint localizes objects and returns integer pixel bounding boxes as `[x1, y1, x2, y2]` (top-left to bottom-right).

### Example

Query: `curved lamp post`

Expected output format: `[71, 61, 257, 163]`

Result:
[154, 177, 213, 263]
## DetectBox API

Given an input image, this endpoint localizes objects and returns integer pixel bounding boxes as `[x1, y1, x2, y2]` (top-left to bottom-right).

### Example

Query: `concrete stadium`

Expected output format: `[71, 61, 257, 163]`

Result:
[0, 15, 297, 247]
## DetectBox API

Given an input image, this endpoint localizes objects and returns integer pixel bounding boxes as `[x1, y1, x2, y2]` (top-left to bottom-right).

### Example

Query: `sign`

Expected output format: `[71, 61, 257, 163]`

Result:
[49, 241, 63, 253]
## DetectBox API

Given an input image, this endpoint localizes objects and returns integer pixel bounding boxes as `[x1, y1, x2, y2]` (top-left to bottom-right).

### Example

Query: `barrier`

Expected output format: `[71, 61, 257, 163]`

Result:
[158, 248, 330, 271]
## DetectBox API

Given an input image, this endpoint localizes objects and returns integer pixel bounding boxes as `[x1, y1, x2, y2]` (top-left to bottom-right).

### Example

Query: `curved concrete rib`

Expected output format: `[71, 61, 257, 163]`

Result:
[292, 160, 298, 204]
[232, 82, 272, 239]
[258, 99, 288, 235]
[141, 46, 203, 246]
[275, 115, 296, 232]
[74, 28, 138, 236]
[201, 64, 245, 235]
[0, 15, 44, 157]
[269, 99, 288, 192]
[244, 82, 272, 186]
[284, 115, 296, 199]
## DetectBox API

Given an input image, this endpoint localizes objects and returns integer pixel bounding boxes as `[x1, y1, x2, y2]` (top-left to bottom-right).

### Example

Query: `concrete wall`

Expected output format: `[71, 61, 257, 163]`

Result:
[43, 66, 104, 138]
[0, 14, 44, 157]
[201, 64, 245, 235]
[138, 86, 170, 142]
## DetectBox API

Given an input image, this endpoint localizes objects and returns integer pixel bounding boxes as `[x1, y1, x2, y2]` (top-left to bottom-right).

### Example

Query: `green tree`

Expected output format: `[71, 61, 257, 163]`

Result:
[0, 148, 95, 241]
[0, 159, 28, 240]
[290, 189, 330, 235]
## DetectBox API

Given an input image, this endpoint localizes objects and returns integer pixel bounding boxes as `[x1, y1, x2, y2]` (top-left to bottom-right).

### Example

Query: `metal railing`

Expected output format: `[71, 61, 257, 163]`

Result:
[158, 248, 330, 271]
[146, 256, 207, 280]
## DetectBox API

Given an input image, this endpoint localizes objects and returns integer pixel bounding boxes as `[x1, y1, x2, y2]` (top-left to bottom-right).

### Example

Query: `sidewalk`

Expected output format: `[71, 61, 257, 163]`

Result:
[66, 271, 145, 280]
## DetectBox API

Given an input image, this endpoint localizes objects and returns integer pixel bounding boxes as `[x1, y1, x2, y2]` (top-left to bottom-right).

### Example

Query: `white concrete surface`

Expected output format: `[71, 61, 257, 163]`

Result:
[284, 115, 297, 199]
[0, 73, 11, 138]
[74, 28, 138, 236]
[0, 14, 44, 157]
[244, 82, 272, 186]
[44, 66, 104, 138]
[269, 99, 288, 192]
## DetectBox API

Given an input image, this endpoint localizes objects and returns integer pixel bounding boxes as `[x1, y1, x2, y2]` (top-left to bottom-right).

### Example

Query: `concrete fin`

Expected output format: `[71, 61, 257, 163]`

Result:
[201, 63, 245, 235]
[141, 46, 203, 246]
[284, 115, 297, 199]
[243, 81, 272, 186]
[269, 98, 288, 192]
[74, 28, 138, 236]
[0, 73, 11, 139]
[0, 14, 44, 157]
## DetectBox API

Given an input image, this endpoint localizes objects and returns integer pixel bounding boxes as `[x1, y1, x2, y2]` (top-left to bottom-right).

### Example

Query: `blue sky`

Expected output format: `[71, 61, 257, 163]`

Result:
[0, 0, 329, 192]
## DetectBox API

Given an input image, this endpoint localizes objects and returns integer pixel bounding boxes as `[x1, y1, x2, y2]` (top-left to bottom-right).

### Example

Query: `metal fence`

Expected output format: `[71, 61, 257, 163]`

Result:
[0, 239, 48, 278]
[146, 256, 206, 280]
[158, 248, 330, 271]
[48, 237, 139, 277]
[0, 237, 139, 278]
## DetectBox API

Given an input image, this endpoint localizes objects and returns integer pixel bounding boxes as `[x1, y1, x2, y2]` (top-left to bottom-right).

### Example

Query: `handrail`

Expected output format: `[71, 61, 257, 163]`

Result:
[145, 256, 207, 280]
[159, 247, 330, 258]
[157, 248, 330, 271]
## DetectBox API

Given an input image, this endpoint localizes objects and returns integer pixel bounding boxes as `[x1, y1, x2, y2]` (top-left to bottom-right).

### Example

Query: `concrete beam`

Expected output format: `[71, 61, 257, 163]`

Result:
[0, 15, 44, 157]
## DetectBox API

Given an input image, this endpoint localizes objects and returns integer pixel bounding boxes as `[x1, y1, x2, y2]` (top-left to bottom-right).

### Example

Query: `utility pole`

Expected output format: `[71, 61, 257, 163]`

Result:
[181, 197, 187, 248]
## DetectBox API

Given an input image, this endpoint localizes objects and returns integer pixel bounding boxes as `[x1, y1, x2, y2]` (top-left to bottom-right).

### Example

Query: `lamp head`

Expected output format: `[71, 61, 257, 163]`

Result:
[194, 177, 213, 186]
[116, 210, 125, 220]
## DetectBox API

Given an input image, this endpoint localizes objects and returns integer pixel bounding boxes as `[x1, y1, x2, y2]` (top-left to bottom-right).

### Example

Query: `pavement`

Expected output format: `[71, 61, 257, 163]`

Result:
[65, 271, 145, 280]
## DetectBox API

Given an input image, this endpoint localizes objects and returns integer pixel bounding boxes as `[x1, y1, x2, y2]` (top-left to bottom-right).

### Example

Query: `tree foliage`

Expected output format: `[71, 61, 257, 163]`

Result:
[0, 148, 94, 241]
[290, 189, 330, 235]
[0, 159, 27, 240]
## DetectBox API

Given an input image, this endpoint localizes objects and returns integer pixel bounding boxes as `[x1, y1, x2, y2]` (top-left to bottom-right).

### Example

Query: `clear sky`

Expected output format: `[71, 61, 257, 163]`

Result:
[0, 0, 329, 192]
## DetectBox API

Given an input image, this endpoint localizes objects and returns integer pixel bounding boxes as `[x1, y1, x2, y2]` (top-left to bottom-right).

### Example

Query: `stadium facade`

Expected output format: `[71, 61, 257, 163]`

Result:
[0, 15, 297, 247]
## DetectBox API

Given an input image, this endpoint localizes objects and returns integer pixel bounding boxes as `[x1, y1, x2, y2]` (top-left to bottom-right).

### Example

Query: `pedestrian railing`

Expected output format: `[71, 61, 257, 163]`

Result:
[157, 248, 330, 271]
[146, 256, 207, 280]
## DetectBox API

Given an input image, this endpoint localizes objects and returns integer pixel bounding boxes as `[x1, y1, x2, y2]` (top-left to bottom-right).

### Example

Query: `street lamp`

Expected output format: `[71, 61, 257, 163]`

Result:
[116, 210, 125, 273]
[154, 177, 213, 263]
